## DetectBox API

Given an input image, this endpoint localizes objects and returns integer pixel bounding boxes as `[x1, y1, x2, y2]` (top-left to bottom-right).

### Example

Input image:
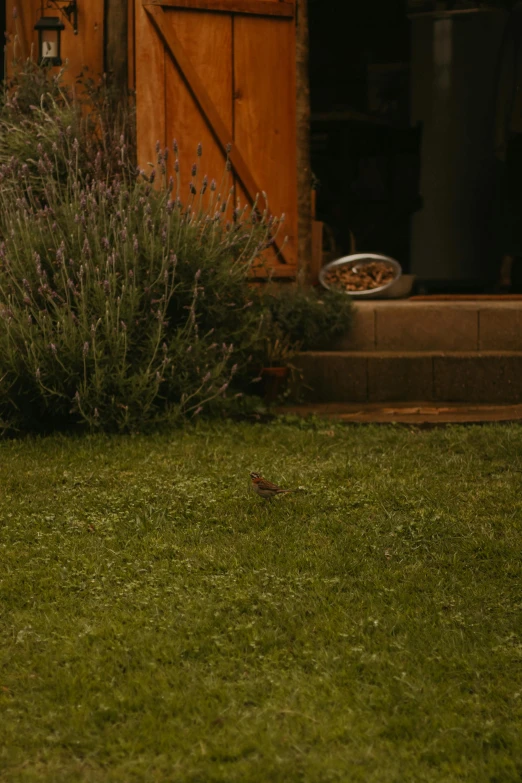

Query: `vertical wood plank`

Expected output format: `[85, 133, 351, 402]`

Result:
[61, 0, 104, 82]
[5, 0, 38, 67]
[105, 0, 128, 95]
[163, 9, 233, 207]
[296, 0, 311, 279]
[135, 1, 166, 169]
[233, 15, 297, 266]
[128, 0, 136, 92]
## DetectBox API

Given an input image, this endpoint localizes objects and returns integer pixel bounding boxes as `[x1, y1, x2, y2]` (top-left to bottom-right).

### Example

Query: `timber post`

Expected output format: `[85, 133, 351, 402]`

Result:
[296, 0, 312, 284]
[104, 0, 129, 98]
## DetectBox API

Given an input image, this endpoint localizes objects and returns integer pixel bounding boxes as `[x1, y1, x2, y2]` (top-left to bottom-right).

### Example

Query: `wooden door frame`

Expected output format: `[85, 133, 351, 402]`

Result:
[141, 0, 297, 273]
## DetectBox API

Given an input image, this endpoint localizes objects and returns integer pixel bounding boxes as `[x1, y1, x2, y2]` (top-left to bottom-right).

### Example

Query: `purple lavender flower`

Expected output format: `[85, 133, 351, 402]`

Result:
[173, 139, 178, 154]
[83, 341, 89, 356]
[197, 142, 202, 157]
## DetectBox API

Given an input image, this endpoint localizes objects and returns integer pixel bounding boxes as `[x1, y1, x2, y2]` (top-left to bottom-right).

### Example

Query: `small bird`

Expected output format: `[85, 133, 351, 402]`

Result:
[249, 471, 294, 501]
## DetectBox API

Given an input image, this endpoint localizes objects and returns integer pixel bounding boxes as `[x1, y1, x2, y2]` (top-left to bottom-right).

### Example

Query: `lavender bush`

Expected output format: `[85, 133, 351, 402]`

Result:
[0, 59, 136, 190]
[0, 130, 282, 432]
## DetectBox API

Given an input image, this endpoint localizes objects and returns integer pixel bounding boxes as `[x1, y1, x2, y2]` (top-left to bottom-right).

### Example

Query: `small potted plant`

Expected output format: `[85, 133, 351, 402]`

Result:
[261, 333, 299, 403]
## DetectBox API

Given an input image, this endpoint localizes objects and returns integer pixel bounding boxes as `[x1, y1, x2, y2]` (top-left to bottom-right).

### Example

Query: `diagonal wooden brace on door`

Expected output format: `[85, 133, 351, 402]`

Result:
[144, 3, 294, 268]
[147, 0, 295, 17]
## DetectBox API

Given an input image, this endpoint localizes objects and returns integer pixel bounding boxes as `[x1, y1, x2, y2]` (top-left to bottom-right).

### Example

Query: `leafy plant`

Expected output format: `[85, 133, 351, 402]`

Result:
[262, 284, 353, 351]
[0, 59, 136, 195]
[263, 333, 299, 368]
[0, 61, 354, 432]
[0, 122, 284, 433]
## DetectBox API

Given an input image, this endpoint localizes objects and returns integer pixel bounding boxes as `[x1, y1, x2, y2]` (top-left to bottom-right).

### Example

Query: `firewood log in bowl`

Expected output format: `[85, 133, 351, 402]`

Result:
[319, 254, 402, 298]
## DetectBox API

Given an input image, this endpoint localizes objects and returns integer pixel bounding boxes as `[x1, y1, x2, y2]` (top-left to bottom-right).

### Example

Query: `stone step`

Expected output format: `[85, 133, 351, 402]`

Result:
[338, 300, 522, 352]
[295, 351, 522, 404]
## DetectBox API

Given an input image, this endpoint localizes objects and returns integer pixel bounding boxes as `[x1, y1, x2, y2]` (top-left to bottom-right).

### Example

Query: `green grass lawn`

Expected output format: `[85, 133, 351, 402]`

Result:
[1, 420, 521, 782]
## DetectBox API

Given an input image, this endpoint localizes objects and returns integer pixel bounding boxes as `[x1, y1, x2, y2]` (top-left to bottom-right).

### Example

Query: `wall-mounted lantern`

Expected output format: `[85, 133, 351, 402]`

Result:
[34, 1, 79, 66]
[34, 17, 65, 66]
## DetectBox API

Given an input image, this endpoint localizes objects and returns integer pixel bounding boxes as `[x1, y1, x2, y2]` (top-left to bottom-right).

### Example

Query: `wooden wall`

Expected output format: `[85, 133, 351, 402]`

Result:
[5, 1, 105, 87]
[3, 0, 300, 277]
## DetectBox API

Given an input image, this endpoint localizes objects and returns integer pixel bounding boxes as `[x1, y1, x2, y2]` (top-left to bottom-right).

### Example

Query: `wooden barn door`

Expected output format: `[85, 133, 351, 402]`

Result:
[136, 0, 297, 276]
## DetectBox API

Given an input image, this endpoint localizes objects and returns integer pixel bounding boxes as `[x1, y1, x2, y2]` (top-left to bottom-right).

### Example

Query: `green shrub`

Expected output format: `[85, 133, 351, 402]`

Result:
[0, 63, 353, 433]
[262, 285, 353, 351]
[0, 127, 282, 432]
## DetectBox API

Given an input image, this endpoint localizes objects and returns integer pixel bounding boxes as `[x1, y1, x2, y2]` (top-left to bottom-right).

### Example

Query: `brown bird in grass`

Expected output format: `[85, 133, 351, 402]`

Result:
[249, 471, 294, 501]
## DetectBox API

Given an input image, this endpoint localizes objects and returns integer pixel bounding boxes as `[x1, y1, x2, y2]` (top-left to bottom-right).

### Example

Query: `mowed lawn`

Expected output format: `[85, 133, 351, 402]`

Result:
[0, 421, 521, 783]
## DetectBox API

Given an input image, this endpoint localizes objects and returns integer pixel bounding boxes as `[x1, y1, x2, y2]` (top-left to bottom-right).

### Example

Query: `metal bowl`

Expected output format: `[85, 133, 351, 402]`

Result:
[319, 253, 402, 298]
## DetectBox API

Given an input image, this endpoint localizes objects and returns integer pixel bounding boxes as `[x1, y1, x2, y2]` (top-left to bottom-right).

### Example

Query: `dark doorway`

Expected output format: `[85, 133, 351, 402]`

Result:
[309, 0, 419, 274]
[309, 1, 517, 293]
